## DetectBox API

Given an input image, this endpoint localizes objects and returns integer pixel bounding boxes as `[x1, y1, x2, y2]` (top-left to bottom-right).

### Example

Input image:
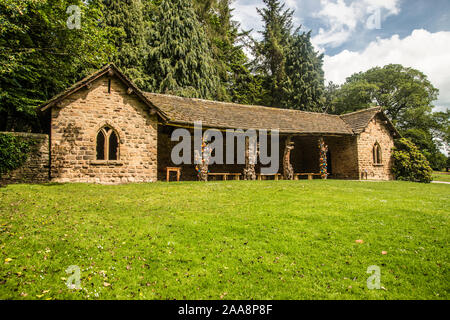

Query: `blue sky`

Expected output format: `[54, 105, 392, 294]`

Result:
[231, 0, 450, 111]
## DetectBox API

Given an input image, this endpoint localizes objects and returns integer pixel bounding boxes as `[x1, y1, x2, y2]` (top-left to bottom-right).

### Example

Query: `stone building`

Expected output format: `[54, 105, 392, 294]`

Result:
[2, 64, 400, 184]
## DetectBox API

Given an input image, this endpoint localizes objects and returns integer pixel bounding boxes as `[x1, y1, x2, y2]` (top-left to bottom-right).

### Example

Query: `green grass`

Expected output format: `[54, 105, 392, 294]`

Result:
[433, 171, 450, 182]
[0, 180, 448, 300]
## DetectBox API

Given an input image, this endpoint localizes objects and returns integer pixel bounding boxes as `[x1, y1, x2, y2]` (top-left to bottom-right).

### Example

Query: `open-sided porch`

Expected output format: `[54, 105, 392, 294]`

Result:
[158, 125, 360, 182]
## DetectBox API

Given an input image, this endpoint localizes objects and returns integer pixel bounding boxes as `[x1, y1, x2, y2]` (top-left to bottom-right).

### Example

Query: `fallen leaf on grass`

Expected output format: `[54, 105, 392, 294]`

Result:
[381, 251, 388, 255]
[355, 240, 364, 244]
[4, 258, 12, 264]
[103, 282, 111, 287]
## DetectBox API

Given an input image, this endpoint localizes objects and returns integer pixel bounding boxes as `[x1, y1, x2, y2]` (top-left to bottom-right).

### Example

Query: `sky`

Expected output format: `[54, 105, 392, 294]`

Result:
[231, 0, 450, 112]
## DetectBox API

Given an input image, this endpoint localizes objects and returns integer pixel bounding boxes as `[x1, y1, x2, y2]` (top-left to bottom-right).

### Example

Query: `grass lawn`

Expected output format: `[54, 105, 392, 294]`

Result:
[0, 180, 448, 300]
[433, 171, 450, 182]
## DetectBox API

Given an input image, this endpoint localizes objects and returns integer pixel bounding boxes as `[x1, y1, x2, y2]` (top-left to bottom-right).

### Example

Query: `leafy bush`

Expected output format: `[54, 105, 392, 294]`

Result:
[0, 133, 34, 176]
[392, 138, 433, 183]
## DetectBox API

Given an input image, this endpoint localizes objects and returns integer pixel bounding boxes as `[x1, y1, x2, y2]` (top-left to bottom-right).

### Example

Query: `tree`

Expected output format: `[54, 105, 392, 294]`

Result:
[323, 81, 340, 113]
[330, 64, 439, 130]
[0, 0, 113, 132]
[255, 0, 294, 107]
[403, 128, 447, 170]
[191, 0, 265, 105]
[282, 31, 325, 111]
[253, 0, 325, 110]
[432, 109, 450, 155]
[99, 0, 150, 88]
[327, 80, 379, 115]
[146, 0, 220, 99]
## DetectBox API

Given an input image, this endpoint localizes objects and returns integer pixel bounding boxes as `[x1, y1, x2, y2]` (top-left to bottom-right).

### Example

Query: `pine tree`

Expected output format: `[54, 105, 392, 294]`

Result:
[100, 0, 149, 88]
[255, 0, 294, 107]
[282, 31, 325, 111]
[146, 0, 220, 99]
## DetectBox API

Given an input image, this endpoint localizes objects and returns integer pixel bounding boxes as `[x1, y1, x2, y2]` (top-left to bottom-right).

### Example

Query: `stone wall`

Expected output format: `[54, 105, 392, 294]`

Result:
[50, 75, 158, 184]
[325, 136, 360, 179]
[356, 114, 395, 180]
[0, 132, 50, 184]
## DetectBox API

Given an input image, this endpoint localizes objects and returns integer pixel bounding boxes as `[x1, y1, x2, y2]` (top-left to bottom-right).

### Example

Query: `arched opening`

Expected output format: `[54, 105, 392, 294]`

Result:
[373, 142, 382, 165]
[96, 126, 119, 160]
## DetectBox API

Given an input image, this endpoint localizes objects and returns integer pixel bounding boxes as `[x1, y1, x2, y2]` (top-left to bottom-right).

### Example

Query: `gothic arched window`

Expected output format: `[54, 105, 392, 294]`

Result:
[96, 126, 119, 160]
[373, 142, 382, 165]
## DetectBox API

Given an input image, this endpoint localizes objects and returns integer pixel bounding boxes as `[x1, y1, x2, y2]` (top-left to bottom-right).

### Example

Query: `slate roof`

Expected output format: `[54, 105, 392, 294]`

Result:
[340, 107, 382, 133]
[40, 64, 399, 136]
[144, 93, 354, 135]
[341, 107, 400, 136]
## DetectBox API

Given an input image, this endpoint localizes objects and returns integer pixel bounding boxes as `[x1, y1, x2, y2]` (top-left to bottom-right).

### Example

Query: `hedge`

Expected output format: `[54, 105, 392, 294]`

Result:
[0, 133, 35, 176]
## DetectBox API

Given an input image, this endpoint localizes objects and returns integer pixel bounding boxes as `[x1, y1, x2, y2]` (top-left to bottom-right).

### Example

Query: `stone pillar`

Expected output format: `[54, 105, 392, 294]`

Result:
[318, 137, 328, 179]
[243, 136, 258, 180]
[283, 136, 295, 180]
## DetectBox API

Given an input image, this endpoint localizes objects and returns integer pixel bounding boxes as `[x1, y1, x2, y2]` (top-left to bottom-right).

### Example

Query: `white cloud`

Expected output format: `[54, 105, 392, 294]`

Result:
[323, 29, 450, 110]
[231, 0, 300, 39]
[312, 0, 401, 49]
[231, 3, 261, 33]
[285, 0, 299, 10]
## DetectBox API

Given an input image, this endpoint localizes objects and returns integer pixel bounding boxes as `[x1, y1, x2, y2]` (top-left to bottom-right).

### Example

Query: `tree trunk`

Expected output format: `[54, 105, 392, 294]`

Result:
[318, 137, 328, 179]
[195, 141, 211, 182]
[243, 136, 258, 180]
[283, 136, 294, 180]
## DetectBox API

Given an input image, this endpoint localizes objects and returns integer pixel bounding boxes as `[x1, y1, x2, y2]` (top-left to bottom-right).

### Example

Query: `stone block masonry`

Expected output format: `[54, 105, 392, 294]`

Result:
[357, 114, 395, 180]
[50, 77, 158, 184]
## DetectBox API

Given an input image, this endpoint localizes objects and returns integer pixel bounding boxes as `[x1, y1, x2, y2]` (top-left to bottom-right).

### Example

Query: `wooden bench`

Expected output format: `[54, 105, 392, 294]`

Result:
[294, 173, 322, 180]
[257, 173, 282, 181]
[208, 173, 241, 181]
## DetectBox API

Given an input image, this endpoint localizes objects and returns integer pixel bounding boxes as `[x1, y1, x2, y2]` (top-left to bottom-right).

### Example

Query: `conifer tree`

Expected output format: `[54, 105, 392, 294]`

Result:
[190, 0, 261, 105]
[101, 0, 149, 88]
[282, 31, 325, 111]
[146, 0, 220, 99]
[255, 0, 294, 107]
